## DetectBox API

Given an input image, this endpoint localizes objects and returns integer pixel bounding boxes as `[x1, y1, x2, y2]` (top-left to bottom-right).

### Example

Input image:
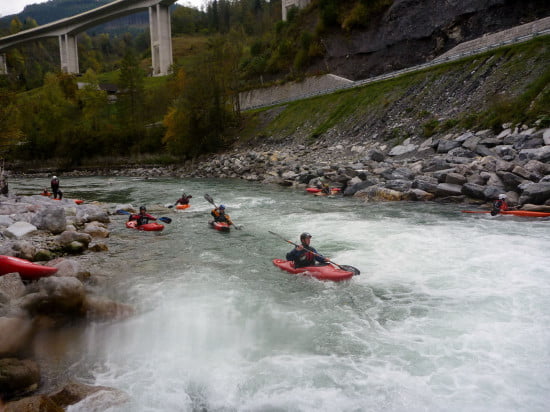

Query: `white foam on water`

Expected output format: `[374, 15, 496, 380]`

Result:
[47, 179, 549, 412]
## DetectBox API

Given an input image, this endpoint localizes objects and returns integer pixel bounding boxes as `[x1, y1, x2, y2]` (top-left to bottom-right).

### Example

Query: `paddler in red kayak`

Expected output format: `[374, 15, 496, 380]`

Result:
[286, 232, 330, 268]
[491, 194, 509, 216]
[210, 204, 235, 227]
[129, 206, 158, 227]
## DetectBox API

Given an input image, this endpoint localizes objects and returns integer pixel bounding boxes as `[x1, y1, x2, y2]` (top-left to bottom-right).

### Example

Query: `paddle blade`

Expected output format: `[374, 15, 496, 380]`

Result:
[116, 209, 131, 215]
[204, 194, 215, 205]
[159, 217, 172, 224]
[338, 265, 360, 276]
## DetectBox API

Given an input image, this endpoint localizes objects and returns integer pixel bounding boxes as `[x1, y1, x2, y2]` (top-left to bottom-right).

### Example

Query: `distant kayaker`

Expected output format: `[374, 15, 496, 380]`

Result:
[491, 194, 509, 215]
[321, 183, 331, 195]
[286, 232, 330, 268]
[41, 188, 51, 197]
[175, 191, 193, 206]
[50, 175, 63, 200]
[129, 206, 157, 226]
[211, 204, 234, 226]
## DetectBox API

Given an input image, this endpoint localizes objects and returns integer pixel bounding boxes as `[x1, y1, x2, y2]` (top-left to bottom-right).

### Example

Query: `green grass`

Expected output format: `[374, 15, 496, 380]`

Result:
[243, 35, 549, 146]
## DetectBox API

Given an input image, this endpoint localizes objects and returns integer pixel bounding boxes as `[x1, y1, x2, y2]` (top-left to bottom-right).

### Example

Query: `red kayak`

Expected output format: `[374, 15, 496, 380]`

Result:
[176, 204, 190, 210]
[272, 259, 353, 282]
[462, 210, 550, 218]
[126, 221, 164, 231]
[52, 198, 84, 204]
[0, 255, 58, 280]
[306, 187, 341, 193]
[210, 221, 230, 232]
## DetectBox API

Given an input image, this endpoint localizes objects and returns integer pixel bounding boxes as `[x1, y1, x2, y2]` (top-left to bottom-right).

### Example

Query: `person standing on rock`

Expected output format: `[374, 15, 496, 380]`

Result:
[0, 174, 8, 196]
[491, 194, 509, 215]
[50, 175, 63, 200]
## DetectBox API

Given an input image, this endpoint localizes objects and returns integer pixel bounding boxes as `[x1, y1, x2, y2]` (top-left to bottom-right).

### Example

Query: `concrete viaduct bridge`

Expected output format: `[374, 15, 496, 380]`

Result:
[0, 0, 176, 76]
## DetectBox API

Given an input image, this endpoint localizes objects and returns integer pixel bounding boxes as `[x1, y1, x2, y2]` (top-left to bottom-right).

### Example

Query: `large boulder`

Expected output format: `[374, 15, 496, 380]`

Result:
[0, 317, 34, 357]
[497, 171, 525, 191]
[4, 222, 37, 239]
[82, 222, 110, 238]
[462, 183, 486, 199]
[30, 207, 66, 234]
[56, 231, 92, 249]
[21, 277, 86, 318]
[75, 205, 110, 225]
[4, 395, 63, 412]
[48, 380, 129, 410]
[354, 186, 405, 202]
[436, 183, 463, 197]
[0, 358, 41, 400]
[343, 179, 376, 196]
[518, 182, 550, 205]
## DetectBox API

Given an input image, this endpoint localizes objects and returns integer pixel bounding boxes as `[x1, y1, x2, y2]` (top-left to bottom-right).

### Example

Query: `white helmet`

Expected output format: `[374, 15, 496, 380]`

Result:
[498, 194, 507, 200]
[52, 176, 57, 179]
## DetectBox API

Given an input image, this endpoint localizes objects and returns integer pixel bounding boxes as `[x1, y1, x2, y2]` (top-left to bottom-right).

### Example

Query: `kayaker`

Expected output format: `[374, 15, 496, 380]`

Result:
[286, 232, 330, 268]
[129, 206, 157, 227]
[491, 194, 509, 215]
[50, 175, 63, 200]
[211, 204, 234, 226]
[175, 191, 193, 206]
[321, 183, 331, 195]
[41, 188, 51, 197]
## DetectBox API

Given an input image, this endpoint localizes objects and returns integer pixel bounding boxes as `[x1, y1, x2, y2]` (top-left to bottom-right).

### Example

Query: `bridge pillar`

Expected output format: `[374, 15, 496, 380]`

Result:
[59, 33, 79, 74]
[149, 3, 173, 76]
[0, 54, 7, 75]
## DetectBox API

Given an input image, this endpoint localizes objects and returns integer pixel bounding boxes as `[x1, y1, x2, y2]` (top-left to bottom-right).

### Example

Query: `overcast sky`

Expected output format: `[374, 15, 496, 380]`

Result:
[0, 1, 207, 18]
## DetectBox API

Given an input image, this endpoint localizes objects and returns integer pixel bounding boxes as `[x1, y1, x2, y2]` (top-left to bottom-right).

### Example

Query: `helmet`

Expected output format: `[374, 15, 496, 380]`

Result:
[498, 194, 507, 200]
[219, 205, 225, 210]
[300, 232, 312, 240]
[139, 205, 146, 211]
[52, 176, 57, 179]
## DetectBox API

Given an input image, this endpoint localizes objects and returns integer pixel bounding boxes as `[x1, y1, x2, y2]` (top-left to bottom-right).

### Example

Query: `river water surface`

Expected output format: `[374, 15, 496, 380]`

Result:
[11, 177, 550, 411]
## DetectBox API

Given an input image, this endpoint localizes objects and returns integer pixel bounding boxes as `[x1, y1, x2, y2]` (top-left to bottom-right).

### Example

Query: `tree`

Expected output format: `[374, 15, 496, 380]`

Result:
[117, 50, 146, 151]
[0, 89, 23, 155]
[163, 33, 243, 158]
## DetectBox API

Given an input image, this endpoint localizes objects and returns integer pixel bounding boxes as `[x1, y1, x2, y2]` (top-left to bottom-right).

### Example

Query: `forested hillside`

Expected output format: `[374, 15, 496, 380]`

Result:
[0, 0, 549, 171]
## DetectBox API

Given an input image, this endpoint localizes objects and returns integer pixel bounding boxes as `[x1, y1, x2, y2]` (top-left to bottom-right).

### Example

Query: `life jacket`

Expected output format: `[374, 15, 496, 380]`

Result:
[211, 208, 229, 223]
[493, 199, 508, 211]
[294, 247, 315, 268]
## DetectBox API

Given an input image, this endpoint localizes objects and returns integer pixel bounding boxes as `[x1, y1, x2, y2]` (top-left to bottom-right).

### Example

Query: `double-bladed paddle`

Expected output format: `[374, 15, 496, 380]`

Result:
[268, 230, 360, 276]
[115, 209, 172, 224]
[204, 194, 242, 230]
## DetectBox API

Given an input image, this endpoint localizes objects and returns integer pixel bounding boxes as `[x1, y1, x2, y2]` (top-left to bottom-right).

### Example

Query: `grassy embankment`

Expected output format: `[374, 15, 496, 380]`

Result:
[237, 36, 549, 150]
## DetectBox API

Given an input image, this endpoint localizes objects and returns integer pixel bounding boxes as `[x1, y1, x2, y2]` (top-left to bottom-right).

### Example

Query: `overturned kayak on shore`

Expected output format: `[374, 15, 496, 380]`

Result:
[126, 221, 165, 231]
[272, 259, 354, 282]
[209, 221, 230, 232]
[462, 210, 550, 218]
[0, 255, 58, 280]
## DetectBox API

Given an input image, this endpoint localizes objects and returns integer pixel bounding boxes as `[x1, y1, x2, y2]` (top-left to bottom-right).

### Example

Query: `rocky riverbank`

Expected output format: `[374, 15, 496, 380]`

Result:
[0, 195, 133, 410]
[20, 123, 550, 210]
[1, 121, 549, 409]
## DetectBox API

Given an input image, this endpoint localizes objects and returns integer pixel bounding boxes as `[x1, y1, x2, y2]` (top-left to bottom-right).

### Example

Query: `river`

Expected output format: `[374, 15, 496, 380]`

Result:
[10, 176, 550, 411]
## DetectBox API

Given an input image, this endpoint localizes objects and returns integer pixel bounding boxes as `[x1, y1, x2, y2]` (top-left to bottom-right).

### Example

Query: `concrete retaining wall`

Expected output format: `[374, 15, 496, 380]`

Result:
[239, 74, 354, 110]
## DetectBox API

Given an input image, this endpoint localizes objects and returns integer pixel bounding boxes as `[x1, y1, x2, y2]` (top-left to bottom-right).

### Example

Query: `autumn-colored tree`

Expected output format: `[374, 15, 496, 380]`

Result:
[116, 50, 146, 150]
[0, 89, 23, 155]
